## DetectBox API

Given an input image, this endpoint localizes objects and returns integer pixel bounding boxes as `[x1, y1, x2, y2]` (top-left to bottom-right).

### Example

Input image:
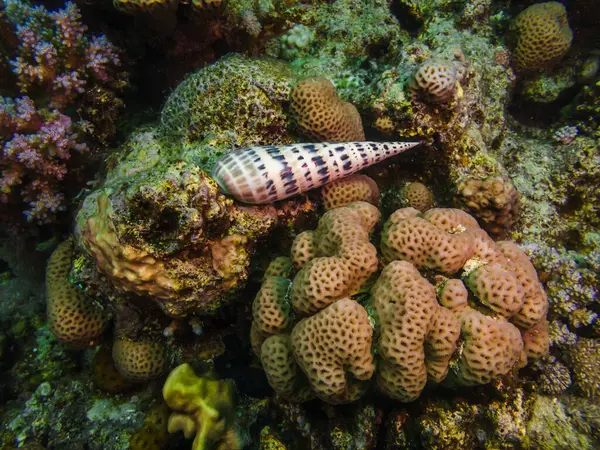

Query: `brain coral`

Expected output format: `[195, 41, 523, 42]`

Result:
[290, 202, 380, 315]
[381, 207, 479, 274]
[412, 60, 461, 104]
[291, 298, 375, 403]
[46, 238, 109, 348]
[290, 77, 366, 142]
[321, 175, 380, 210]
[260, 334, 314, 402]
[112, 338, 167, 382]
[509, 2, 573, 71]
[252, 276, 292, 335]
[372, 261, 460, 401]
[253, 204, 549, 403]
[438, 279, 525, 386]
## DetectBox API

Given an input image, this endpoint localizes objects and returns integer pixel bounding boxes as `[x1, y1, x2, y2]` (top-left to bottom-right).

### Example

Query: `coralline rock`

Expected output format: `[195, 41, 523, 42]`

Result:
[526, 395, 600, 449]
[76, 158, 278, 317]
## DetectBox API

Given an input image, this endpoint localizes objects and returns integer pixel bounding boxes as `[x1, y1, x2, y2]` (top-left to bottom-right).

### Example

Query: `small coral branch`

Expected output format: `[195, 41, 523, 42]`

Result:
[0, 96, 87, 223]
[2, 0, 127, 144]
[0, 0, 128, 224]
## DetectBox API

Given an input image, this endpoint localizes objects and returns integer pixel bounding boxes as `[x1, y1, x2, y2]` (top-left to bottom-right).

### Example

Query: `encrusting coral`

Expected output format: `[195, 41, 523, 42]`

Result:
[252, 203, 549, 403]
[508, 2, 573, 71]
[163, 363, 239, 450]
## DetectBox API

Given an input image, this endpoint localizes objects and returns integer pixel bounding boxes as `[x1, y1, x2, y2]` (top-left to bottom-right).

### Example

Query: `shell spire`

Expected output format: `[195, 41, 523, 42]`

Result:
[212, 141, 421, 204]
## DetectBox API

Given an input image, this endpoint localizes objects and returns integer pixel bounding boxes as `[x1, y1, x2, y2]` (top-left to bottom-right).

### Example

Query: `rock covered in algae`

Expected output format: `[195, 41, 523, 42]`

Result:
[75, 156, 278, 317]
[160, 54, 295, 149]
[266, 0, 406, 104]
[412, 390, 600, 449]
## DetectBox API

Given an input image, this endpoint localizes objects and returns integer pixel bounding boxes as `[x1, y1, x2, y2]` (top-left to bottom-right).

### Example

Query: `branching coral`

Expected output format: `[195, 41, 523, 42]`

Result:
[0, 0, 127, 223]
[1, 0, 127, 140]
[0, 98, 87, 223]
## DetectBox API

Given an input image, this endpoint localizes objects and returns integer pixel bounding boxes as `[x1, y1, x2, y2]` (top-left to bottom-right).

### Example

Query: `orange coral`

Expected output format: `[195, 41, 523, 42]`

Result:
[290, 77, 365, 142]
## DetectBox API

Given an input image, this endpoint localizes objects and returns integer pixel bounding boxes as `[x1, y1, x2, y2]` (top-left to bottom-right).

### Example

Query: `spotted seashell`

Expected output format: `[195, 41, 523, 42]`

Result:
[212, 141, 421, 204]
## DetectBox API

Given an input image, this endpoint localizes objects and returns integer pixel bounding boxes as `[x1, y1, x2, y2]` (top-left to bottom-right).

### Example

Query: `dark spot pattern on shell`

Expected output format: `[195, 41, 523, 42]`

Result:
[212, 141, 421, 204]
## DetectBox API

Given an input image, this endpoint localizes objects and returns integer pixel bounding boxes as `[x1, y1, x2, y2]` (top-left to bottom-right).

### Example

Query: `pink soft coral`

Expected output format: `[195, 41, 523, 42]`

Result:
[0, 97, 87, 223]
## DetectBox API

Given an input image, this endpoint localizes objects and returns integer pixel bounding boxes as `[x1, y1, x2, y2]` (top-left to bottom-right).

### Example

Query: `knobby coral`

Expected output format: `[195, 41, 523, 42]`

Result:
[290, 77, 365, 142]
[508, 2, 573, 71]
[252, 204, 549, 403]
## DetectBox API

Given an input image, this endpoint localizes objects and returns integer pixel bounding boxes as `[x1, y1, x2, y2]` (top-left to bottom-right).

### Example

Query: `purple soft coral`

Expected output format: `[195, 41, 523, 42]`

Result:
[1, 97, 87, 223]
[4, 0, 126, 123]
[0, 0, 127, 224]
